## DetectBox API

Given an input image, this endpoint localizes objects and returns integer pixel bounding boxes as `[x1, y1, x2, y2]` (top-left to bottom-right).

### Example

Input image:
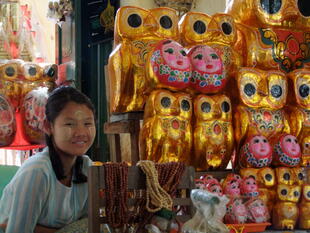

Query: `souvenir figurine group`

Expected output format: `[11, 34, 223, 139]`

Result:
[108, 0, 310, 230]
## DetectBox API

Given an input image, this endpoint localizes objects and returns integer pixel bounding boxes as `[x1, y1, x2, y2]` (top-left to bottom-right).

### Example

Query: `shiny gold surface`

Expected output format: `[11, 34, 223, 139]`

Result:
[257, 167, 275, 187]
[192, 94, 234, 170]
[226, 0, 310, 29]
[276, 167, 294, 185]
[299, 185, 310, 229]
[234, 68, 290, 155]
[108, 6, 179, 113]
[287, 69, 310, 166]
[139, 89, 192, 163]
[273, 184, 301, 230]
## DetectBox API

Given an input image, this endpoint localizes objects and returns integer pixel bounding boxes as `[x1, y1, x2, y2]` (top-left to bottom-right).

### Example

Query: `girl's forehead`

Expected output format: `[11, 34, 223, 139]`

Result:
[59, 102, 94, 118]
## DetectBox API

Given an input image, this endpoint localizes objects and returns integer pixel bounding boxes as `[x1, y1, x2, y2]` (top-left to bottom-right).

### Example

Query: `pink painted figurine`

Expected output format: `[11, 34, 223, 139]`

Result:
[240, 135, 272, 168]
[240, 176, 259, 198]
[149, 39, 191, 91]
[188, 45, 226, 94]
[273, 134, 301, 167]
[245, 198, 270, 223]
[225, 198, 248, 224]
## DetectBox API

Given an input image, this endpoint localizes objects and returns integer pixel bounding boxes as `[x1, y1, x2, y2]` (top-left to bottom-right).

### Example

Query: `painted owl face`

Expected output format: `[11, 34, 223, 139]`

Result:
[144, 89, 192, 120]
[193, 94, 232, 121]
[238, 68, 287, 109]
[257, 167, 275, 187]
[289, 69, 310, 109]
[241, 135, 272, 168]
[277, 184, 301, 202]
[276, 167, 294, 185]
[189, 45, 226, 94]
[179, 12, 237, 45]
[150, 40, 191, 90]
[115, 6, 157, 39]
[274, 134, 301, 167]
[301, 184, 310, 201]
[226, 0, 310, 29]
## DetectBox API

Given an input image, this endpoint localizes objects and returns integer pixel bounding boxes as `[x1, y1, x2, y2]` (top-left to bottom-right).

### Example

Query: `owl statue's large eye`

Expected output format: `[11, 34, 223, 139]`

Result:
[181, 99, 191, 111]
[260, 0, 282, 14]
[283, 173, 290, 181]
[161, 97, 171, 108]
[5, 67, 15, 77]
[46, 67, 56, 77]
[244, 83, 256, 97]
[298, 0, 310, 17]
[28, 66, 37, 76]
[265, 173, 272, 181]
[281, 189, 287, 195]
[201, 102, 211, 113]
[271, 84, 282, 98]
[221, 22, 232, 35]
[307, 191, 310, 198]
[221, 101, 230, 112]
[299, 84, 309, 98]
[298, 172, 304, 181]
[193, 20, 206, 34]
[294, 191, 300, 197]
[160, 15, 173, 29]
[128, 14, 142, 28]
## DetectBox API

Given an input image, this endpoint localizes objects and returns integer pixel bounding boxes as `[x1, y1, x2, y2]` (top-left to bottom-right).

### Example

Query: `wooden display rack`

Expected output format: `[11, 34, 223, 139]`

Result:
[104, 112, 143, 165]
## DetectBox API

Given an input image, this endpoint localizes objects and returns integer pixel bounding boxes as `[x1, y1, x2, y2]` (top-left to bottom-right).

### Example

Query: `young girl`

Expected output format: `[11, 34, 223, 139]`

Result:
[0, 86, 96, 233]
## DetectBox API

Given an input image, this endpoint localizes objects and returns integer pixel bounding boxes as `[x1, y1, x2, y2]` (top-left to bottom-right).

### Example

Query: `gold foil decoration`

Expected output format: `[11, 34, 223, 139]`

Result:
[139, 89, 192, 163]
[287, 69, 310, 166]
[272, 184, 301, 230]
[192, 94, 234, 170]
[108, 6, 179, 113]
[298, 184, 310, 229]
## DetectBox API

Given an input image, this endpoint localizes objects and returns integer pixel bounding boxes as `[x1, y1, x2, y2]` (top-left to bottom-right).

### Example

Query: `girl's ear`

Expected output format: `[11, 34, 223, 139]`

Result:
[43, 119, 52, 136]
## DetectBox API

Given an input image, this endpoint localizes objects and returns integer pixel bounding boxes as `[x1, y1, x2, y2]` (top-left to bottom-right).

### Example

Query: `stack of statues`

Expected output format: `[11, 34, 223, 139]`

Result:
[108, 1, 310, 229]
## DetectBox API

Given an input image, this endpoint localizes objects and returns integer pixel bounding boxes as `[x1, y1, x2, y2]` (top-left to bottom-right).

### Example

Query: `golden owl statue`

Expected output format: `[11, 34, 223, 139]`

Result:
[287, 69, 310, 166]
[139, 89, 192, 163]
[275, 167, 295, 185]
[234, 67, 290, 166]
[298, 184, 310, 229]
[225, 0, 310, 73]
[108, 6, 180, 113]
[179, 11, 243, 96]
[273, 184, 301, 230]
[192, 94, 234, 170]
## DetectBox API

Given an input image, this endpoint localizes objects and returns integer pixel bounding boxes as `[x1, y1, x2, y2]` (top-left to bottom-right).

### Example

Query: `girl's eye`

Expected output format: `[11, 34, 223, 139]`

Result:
[85, 122, 94, 126]
[65, 123, 74, 126]
[210, 53, 219, 59]
[180, 50, 186, 56]
[194, 54, 203, 60]
[164, 48, 174, 54]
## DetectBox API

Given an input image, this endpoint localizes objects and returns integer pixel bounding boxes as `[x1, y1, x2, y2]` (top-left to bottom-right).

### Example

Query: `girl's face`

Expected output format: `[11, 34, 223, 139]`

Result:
[50, 102, 96, 156]
[161, 42, 190, 70]
[249, 135, 271, 157]
[190, 46, 222, 73]
[282, 135, 300, 156]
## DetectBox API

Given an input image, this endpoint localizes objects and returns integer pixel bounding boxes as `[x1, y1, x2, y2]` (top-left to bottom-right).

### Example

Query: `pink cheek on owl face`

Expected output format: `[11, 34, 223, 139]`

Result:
[249, 136, 271, 157]
[282, 135, 301, 156]
[162, 42, 190, 70]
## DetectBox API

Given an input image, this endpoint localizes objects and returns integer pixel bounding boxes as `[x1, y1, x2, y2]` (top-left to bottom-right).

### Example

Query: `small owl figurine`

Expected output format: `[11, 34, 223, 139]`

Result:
[287, 69, 310, 166]
[139, 89, 192, 163]
[298, 184, 310, 229]
[276, 167, 295, 185]
[234, 67, 290, 167]
[146, 39, 191, 92]
[108, 6, 179, 113]
[225, 0, 310, 72]
[192, 94, 234, 170]
[273, 184, 301, 230]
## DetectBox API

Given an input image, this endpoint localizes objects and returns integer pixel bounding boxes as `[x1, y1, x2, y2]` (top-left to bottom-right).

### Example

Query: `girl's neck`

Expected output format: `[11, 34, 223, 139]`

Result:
[54, 146, 77, 178]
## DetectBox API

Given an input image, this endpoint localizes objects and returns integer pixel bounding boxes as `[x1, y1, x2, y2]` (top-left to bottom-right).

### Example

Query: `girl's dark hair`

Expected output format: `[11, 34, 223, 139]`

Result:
[45, 86, 95, 184]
